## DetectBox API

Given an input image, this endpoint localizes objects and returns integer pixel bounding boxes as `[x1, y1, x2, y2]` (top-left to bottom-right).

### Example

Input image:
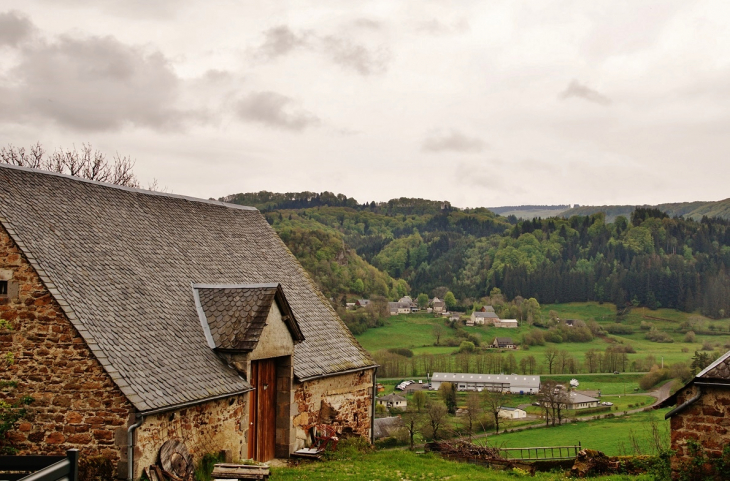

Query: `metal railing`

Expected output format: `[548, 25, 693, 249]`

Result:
[498, 444, 581, 460]
[0, 450, 78, 481]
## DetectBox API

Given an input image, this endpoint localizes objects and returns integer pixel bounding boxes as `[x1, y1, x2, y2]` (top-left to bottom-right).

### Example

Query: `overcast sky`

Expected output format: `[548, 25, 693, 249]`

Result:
[2, 1, 729, 208]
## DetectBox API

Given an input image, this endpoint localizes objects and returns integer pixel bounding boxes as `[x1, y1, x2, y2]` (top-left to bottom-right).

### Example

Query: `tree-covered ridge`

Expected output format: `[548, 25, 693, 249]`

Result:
[561, 197, 730, 222]
[222, 190, 730, 321]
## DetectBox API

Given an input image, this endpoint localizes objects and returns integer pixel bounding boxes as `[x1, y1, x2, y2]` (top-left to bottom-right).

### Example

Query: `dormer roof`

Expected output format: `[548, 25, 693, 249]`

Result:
[193, 283, 304, 352]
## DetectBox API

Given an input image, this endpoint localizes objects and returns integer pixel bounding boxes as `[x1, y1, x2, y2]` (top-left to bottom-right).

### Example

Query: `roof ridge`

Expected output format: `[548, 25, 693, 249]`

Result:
[0, 163, 257, 212]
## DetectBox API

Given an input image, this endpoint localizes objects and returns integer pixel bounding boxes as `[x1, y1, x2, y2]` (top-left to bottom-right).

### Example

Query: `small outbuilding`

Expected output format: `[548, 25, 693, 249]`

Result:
[498, 407, 527, 419]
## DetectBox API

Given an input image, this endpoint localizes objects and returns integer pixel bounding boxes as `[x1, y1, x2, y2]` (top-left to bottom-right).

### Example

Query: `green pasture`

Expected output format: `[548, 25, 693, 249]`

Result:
[479, 409, 670, 457]
[359, 303, 730, 376]
[272, 446, 653, 480]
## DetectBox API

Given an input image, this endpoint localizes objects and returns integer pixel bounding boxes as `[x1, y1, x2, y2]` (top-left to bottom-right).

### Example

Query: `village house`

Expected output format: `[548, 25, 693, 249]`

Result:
[372, 417, 404, 440]
[388, 296, 416, 315]
[431, 297, 445, 313]
[0, 165, 377, 479]
[376, 394, 407, 411]
[469, 310, 499, 326]
[430, 373, 540, 395]
[355, 299, 371, 308]
[491, 337, 516, 349]
[659, 349, 730, 474]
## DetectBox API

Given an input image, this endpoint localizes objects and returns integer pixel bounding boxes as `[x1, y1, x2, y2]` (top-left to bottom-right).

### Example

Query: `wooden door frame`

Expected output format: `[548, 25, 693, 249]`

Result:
[248, 356, 293, 461]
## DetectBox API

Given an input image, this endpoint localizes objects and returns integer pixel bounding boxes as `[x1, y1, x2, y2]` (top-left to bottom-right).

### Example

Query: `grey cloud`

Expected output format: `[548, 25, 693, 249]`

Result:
[559, 80, 612, 106]
[254, 25, 390, 76]
[257, 25, 309, 60]
[235, 91, 319, 131]
[2, 33, 196, 131]
[322, 36, 389, 76]
[0, 11, 34, 47]
[422, 130, 487, 153]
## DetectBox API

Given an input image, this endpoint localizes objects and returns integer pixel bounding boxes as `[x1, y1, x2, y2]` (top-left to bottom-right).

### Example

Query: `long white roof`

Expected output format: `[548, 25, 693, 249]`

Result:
[431, 372, 540, 388]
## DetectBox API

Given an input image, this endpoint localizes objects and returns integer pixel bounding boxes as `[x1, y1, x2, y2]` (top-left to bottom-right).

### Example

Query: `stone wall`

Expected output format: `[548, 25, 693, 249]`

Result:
[134, 394, 248, 479]
[292, 369, 374, 450]
[670, 384, 730, 472]
[0, 224, 133, 466]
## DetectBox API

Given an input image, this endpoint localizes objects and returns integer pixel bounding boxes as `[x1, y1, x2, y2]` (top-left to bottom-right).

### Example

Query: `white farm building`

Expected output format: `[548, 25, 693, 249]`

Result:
[429, 373, 541, 394]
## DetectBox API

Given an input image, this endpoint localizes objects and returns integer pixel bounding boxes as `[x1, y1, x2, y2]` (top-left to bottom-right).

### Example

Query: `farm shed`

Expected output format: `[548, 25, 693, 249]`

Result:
[659, 349, 730, 474]
[0, 165, 376, 479]
[497, 407, 527, 419]
[430, 373, 540, 394]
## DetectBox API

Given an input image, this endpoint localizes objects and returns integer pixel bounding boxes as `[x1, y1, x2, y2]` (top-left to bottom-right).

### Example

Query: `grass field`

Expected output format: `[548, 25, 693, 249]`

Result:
[478, 409, 670, 457]
[271, 446, 655, 480]
[357, 302, 730, 375]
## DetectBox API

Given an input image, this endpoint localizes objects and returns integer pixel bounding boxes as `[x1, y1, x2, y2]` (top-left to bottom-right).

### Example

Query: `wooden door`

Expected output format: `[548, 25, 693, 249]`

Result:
[249, 359, 277, 461]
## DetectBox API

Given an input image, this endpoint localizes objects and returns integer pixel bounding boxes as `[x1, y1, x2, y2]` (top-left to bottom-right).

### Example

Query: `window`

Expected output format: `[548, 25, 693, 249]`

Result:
[0, 281, 7, 296]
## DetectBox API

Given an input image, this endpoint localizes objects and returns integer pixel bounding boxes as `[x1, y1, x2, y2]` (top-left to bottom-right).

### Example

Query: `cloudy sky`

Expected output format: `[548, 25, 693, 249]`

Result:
[2, 1, 729, 208]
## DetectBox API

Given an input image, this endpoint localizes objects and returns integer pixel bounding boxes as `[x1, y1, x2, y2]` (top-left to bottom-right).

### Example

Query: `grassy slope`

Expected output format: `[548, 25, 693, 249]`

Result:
[272, 449, 653, 480]
[357, 302, 730, 373]
[479, 409, 670, 457]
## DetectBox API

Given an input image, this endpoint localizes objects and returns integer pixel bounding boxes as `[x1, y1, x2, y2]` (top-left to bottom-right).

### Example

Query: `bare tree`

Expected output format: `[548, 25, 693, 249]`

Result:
[423, 401, 449, 440]
[543, 347, 558, 374]
[537, 380, 569, 427]
[464, 392, 482, 440]
[1, 143, 139, 188]
[400, 407, 423, 450]
[482, 386, 510, 434]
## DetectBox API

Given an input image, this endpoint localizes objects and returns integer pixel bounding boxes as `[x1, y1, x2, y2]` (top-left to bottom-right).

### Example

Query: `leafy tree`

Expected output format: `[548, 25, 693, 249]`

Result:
[432, 323, 445, 346]
[439, 382, 457, 415]
[411, 390, 427, 413]
[417, 293, 429, 309]
[444, 291, 457, 310]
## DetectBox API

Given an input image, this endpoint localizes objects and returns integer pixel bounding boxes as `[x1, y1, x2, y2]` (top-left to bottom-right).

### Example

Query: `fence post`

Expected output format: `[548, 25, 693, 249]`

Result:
[67, 449, 79, 481]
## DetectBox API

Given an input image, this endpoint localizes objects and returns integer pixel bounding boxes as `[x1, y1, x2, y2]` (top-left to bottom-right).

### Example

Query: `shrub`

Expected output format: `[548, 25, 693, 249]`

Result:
[683, 331, 696, 343]
[645, 329, 673, 343]
[458, 341, 476, 353]
[606, 324, 634, 335]
[194, 452, 225, 481]
[387, 348, 414, 358]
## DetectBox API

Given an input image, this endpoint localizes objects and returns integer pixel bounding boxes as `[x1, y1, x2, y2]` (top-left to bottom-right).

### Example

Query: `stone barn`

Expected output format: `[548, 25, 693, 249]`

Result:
[660, 349, 730, 475]
[0, 165, 376, 479]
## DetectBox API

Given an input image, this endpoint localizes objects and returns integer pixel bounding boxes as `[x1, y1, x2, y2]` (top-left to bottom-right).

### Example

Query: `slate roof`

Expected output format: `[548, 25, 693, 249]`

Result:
[697, 350, 730, 380]
[493, 337, 514, 347]
[193, 283, 304, 352]
[373, 417, 404, 440]
[378, 394, 406, 403]
[0, 165, 374, 412]
[472, 311, 499, 318]
[566, 392, 599, 404]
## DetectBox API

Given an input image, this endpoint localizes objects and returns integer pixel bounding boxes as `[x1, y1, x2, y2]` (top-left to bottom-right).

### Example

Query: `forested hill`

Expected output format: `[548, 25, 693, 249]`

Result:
[221, 191, 730, 320]
[561, 198, 730, 222]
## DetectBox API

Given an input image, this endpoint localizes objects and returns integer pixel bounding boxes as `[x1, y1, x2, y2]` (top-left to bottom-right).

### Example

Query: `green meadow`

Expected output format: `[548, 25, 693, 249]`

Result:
[478, 409, 670, 457]
[356, 302, 730, 375]
[272, 447, 655, 480]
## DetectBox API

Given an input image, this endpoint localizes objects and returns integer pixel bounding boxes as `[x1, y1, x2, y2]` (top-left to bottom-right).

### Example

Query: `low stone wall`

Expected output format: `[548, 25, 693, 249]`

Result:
[0, 224, 132, 470]
[134, 394, 248, 479]
[292, 369, 374, 450]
